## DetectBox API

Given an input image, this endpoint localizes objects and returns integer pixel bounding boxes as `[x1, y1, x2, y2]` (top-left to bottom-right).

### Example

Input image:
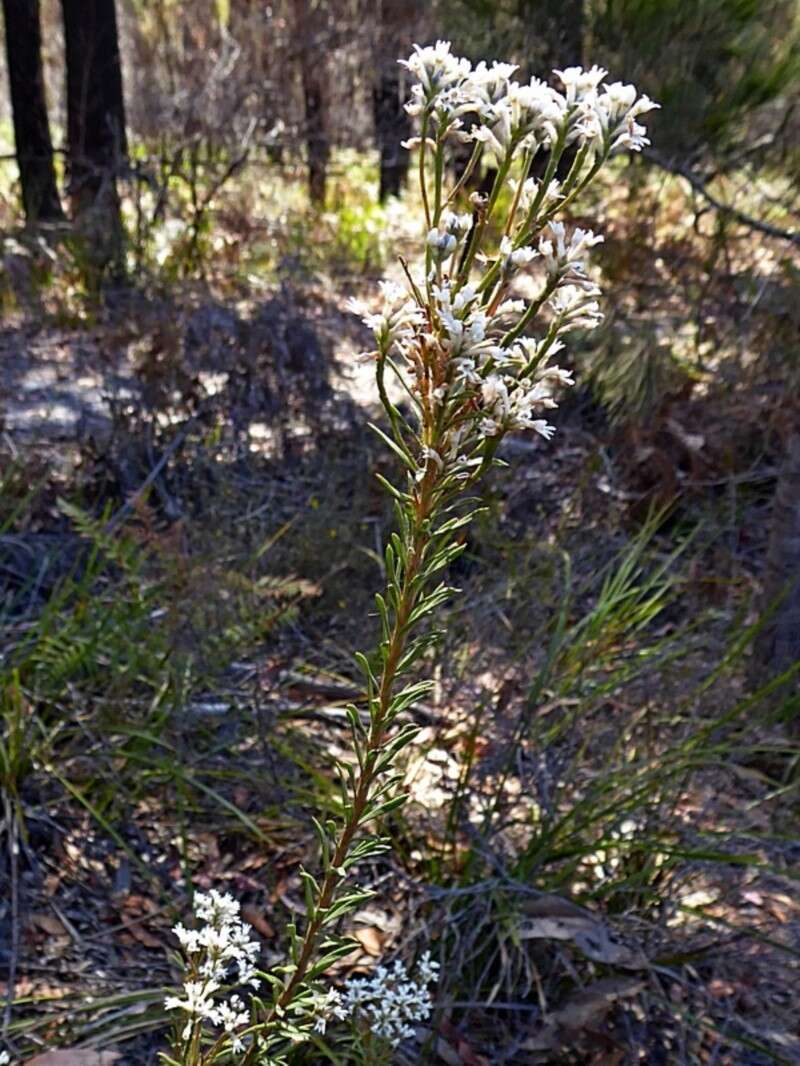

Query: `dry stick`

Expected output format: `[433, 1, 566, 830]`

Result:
[103, 425, 190, 536]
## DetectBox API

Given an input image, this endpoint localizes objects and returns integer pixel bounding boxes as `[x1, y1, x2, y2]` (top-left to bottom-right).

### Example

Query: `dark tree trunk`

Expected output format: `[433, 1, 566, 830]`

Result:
[297, 0, 329, 207]
[302, 65, 328, 206]
[373, 69, 411, 202]
[526, 0, 584, 183]
[538, 0, 584, 72]
[754, 433, 800, 698]
[373, 0, 414, 202]
[1, 0, 63, 223]
[61, 0, 126, 206]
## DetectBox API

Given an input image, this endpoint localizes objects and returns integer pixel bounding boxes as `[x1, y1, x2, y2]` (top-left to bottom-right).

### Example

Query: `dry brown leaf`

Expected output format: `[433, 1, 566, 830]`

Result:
[521, 976, 645, 1052]
[121, 921, 163, 950]
[352, 926, 384, 956]
[241, 904, 275, 939]
[28, 912, 67, 937]
[551, 976, 645, 1030]
[120, 894, 158, 915]
[26, 1051, 122, 1066]
[518, 896, 648, 969]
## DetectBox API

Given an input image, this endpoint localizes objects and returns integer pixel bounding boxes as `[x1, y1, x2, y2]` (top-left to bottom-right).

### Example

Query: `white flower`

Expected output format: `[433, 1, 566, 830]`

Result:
[337, 952, 438, 1048]
[228, 922, 260, 958]
[514, 336, 565, 370]
[471, 77, 566, 158]
[441, 210, 473, 240]
[539, 221, 603, 284]
[0, 1051, 10, 1065]
[510, 177, 563, 218]
[214, 994, 250, 1034]
[416, 951, 440, 985]
[585, 82, 660, 153]
[165, 979, 220, 1038]
[378, 279, 407, 305]
[554, 65, 608, 106]
[360, 279, 424, 352]
[165, 979, 220, 1016]
[195, 889, 240, 926]
[471, 121, 508, 160]
[400, 41, 471, 99]
[481, 375, 510, 415]
[427, 227, 458, 259]
[240, 963, 261, 989]
[538, 364, 574, 387]
[495, 298, 526, 317]
[199, 924, 234, 954]
[549, 284, 604, 331]
[528, 418, 556, 439]
[471, 60, 519, 106]
[173, 922, 202, 953]
[311, 987, 347, 1034]
[499, 235, 538, 275]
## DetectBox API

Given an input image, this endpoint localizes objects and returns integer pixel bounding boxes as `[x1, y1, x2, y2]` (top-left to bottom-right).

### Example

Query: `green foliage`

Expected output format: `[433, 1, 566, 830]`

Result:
[592, 0, 800, 157]
[417, 513, 799, 1062]
[439, 0, 800, 159]
[582, 320, 693, 426]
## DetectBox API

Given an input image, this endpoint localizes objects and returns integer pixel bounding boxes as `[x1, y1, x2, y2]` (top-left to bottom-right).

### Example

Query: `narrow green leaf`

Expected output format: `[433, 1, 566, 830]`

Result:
[368, 422, 417, 472]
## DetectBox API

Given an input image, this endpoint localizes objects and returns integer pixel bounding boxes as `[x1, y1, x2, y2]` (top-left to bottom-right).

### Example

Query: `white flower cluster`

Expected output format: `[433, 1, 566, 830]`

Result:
[366, 260, 595, 443]
[358, 42, 657, 465]
[427, 209, 472, 261]
[312, 952, 440, 1047]
[0, 1050, 10, 1065]
[358, 279, 423, 350]
[165, 889, 259, 1052]
[539, 220, 603, 286]
[401, 41, 658, 156]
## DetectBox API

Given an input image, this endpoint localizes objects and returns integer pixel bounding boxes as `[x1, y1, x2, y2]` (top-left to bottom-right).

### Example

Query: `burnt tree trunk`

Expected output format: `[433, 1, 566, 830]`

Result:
[373, 68, 411, 201]
[754, 433, 800, 697]
[537, 0, 584, 73]
[297, 0, 329, 207]
[373, 0, 413, 202]
[61, 0, 127, 272]
[1, 0, 63, 223]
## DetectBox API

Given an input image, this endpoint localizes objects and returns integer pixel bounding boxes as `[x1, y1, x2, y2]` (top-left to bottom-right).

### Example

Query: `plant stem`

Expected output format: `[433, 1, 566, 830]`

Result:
[419, 114, 431, 230]
[253, 476, 437, 1051]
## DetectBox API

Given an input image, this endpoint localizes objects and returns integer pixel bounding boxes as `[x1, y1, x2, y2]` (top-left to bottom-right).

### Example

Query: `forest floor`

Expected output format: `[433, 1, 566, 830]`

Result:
[2, 172, 799, 1065]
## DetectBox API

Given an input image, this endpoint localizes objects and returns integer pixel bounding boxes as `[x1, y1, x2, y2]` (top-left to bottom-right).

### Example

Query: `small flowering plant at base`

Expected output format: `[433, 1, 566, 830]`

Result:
[161, 890, 260, 1063]
[163, 41, 657, 1066]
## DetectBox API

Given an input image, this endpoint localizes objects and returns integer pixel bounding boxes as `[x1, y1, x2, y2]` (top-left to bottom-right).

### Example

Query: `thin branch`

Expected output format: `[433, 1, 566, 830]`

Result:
[644, 150, 800, 247]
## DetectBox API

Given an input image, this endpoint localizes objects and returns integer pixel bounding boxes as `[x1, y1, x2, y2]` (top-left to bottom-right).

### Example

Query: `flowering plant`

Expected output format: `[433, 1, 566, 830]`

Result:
[162, 890, 260, 1062]
[163, 41, 656, 1065]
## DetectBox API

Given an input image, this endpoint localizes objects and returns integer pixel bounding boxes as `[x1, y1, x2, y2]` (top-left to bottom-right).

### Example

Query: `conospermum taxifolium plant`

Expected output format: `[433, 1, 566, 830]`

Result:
[161, 42, 658, 1066]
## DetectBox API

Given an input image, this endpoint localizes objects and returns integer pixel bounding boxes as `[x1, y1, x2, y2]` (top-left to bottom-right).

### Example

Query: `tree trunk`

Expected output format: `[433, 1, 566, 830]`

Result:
[373, 68, 411, 201]
[1, 0, 63, 223]
[539, 0, 584, 72]
[524, 0, 584, 183]
[373, 0, 414, 202]
[61, 0, 127, 273]
[297, 0, 329, 207]
[754, 433, 800, 697]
